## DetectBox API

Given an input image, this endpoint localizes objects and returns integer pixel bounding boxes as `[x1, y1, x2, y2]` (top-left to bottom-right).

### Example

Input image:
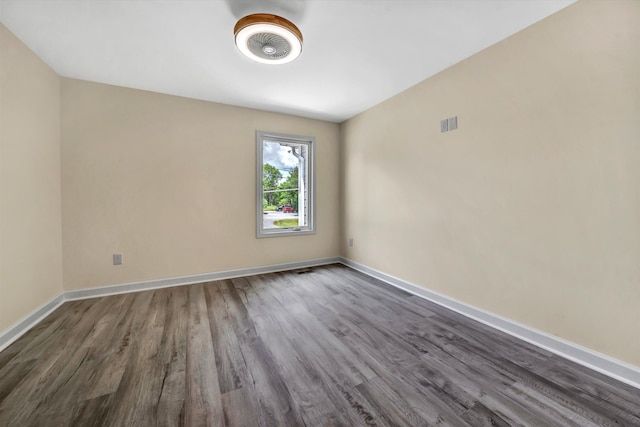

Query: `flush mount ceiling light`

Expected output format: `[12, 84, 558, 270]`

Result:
[234, 13, 303, 65]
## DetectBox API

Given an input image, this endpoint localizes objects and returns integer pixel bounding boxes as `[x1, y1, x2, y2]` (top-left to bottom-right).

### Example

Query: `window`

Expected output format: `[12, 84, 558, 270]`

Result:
[256, 131, 315, 238]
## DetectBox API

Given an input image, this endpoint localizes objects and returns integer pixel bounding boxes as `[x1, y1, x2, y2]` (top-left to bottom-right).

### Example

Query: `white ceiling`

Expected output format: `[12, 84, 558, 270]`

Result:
[0, 0, 575, 123]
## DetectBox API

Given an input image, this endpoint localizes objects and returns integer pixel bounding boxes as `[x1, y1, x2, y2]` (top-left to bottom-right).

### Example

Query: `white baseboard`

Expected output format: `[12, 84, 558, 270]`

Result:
[0, 293, 66, 353]
[339, 257, 640, 390]
[64, 257, 340, 301]
[0, 257, 339, 353]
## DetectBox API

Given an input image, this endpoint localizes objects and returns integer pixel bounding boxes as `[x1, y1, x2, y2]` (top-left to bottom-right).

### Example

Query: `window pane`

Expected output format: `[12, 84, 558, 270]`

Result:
[257, 131, 315, 238]
[262, 141, 302, 229]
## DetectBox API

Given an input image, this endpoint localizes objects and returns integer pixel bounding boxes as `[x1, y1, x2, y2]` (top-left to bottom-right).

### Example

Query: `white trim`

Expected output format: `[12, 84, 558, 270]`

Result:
[0, 257, 339, 353]
[65, 257, 339, 301]
[0, 293, 66, 352]
[339, 257, 640, 390]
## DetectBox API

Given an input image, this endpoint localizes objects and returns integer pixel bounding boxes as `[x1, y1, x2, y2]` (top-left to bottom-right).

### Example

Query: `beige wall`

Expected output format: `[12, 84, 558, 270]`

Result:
[0, 24, 63, 332]
[341, 0, 640, 366]
[61, 79, 340, 290]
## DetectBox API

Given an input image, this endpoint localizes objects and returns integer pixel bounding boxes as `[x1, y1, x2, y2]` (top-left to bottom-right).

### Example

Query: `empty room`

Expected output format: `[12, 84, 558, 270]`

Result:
[1, 0, 639, 425]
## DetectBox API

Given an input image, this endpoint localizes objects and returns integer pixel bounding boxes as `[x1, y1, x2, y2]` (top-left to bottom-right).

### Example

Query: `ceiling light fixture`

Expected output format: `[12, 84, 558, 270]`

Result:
[234, 13, 303, 65]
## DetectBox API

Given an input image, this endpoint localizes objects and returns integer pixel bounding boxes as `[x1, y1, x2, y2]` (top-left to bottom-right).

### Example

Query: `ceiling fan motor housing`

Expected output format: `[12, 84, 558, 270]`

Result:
[234, 14, 303, 64]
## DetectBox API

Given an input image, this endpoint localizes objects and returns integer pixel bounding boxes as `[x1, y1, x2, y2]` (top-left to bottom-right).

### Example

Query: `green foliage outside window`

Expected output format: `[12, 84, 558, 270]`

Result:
[263, 165, 299, 211]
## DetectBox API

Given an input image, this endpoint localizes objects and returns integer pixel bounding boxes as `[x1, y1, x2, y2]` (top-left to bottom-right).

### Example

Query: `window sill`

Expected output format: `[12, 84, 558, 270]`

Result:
[257, 228, 316, 238]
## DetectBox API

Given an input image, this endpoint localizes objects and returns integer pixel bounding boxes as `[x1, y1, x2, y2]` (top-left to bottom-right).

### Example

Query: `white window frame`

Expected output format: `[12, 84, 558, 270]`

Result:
[256, 130, 316, 238]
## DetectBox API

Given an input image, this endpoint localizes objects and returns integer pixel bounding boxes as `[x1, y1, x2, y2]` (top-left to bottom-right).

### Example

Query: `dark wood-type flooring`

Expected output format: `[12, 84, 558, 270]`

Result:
[1, 264, 639, 426]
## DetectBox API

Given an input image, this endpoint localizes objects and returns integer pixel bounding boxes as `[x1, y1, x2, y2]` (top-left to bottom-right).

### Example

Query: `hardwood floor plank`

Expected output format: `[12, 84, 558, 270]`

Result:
[337, 324, 472, 425]
[356, 376, 430, 427]
[460, 401, 512, 427]
[1, 264, 638, 426]
[83, 293, 140, 400]
[417, 347, 546, 424]
[183, 284, 224, 427]
[9, 299, 97, 363]
[97, 290, 157, 426]
[205, 281, 265, 426]
[238, 334, 308, 426]
[425, 309, 555, 368]
[310, 294, 469, 424]
[505, 381, 604, 426]
[225, 277, 309, 426]
[155, 287, 189, 427]
[205, 280, 251, 394]
[1, 299, 78, 367]
[221, 388, 259, 427]
[68, 393, 115, 427]
[249, 308, 349, 425]
[323, 266, 439, 322]
[0, 351, 64, 424]
[0, 359, 37, 403]
[249, 288, 388, 425]
[285, 302, 377, 384]
[0, 297, 116, 423]
[0, 348, 19, 373]
[541, 355, 640, 419]
[491, 357, 639, 426]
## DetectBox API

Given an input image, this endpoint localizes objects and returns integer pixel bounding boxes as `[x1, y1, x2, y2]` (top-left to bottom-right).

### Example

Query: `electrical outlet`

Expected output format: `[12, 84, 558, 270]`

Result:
[448, 116, 458, 130]
[440, 119, 448, 133]
[113, 253, 122, 265]
[348, 238, 353, 247]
